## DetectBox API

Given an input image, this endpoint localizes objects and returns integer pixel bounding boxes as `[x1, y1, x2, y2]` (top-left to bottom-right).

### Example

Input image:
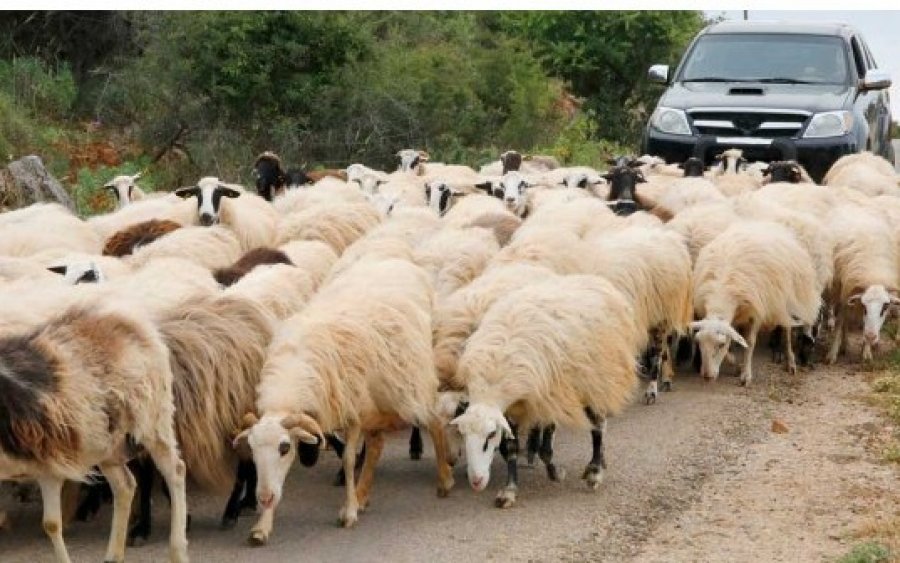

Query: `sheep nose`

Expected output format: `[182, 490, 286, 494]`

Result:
[199, 213, 215, 226]
[864, 331, 879, 344]
[470, 477, 484, 491]
[504, 197, 515, 204]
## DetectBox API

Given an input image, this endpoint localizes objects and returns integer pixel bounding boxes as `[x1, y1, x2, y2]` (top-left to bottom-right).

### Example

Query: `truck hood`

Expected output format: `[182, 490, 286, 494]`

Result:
[659, 82, 854, 113]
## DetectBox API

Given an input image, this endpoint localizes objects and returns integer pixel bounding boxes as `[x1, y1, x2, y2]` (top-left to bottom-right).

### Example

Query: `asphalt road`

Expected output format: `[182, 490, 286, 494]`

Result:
[894, 139, 899, 171]
[0, 363, 775, 563]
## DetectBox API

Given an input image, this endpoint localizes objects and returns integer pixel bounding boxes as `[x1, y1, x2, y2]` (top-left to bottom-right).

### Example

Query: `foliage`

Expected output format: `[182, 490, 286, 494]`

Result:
[837, 541, 891, 563]
[891, 121, 899, 139]
[70, 155, 157, 216]
[499, 11, 706, 145]
[0, 11, 706, 205]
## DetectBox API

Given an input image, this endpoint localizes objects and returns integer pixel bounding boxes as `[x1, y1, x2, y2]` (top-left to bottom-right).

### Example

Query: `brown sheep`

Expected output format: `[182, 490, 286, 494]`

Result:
[213, 247, 294, 287]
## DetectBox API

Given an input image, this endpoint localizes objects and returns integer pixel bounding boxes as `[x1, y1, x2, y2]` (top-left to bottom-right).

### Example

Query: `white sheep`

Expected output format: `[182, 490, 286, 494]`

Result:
[413, 227, 500, 297]
[692, 221, 821, 384]
[102, 173, 167, 210]
[450, 274, 640, 507]
[223, 264, 319, 320]
[126, 225, 243, 271]
[825, 205, 900, 364]
[174, 177, 279, 252]
[234, 258, 454, 543]
[276, 240, 338, 289]
[823, 151, 898, 185]
[0, 203, 101, 258]
[441, 193, 509, 227]
[272, 178, 368, 215]
[276, 202, 382, 255]
[0, 298, 189, 563]
[665, 201, 741, 265]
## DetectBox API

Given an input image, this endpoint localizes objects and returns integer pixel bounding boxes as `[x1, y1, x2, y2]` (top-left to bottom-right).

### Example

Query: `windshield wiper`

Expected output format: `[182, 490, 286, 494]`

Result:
[682, 77, 751, 83]
[754, 77, 816, 84]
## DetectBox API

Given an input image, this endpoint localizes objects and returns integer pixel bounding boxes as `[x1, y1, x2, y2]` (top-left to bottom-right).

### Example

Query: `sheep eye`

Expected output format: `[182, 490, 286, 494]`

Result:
[881, 303, 890, 316]
[487, 430, 497, 440]
[278, 442, 291, 456]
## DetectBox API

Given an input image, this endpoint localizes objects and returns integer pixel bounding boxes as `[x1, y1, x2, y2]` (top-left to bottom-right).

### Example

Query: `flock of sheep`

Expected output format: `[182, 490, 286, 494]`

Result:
[0, 145, 898, 562]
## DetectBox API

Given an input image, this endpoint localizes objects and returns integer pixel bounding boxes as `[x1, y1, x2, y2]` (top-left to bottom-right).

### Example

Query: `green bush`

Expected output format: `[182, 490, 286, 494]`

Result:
[0, 57, 76, 118]
[837, 541, 891, 563]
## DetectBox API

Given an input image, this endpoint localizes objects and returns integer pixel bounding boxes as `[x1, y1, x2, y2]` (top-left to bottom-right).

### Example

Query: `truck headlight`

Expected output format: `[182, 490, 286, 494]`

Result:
[803, 111, 853, 138]
[650, 107, 692, 136]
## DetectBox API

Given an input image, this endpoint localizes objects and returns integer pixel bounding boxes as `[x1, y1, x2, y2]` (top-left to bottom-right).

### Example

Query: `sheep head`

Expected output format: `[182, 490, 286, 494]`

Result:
[679, 157, 706, 178]
[103, 173, 142, 210]
[450, 403, 511, 491]
[847, 285, 900, 346]
[475, 172, 533, 217]
[396, 149, 429, 173]
[714, 148, 747, 175]
[499, 150, 523, 174]
[47, 262, 105, 285]
[425, 180, 467, 216]
[690, 318, 748, 380]
[175, 177, 241, 226]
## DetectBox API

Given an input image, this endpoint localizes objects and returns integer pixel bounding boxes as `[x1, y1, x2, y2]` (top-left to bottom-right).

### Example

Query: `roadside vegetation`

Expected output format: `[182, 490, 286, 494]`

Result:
[0, 11, 704, 215]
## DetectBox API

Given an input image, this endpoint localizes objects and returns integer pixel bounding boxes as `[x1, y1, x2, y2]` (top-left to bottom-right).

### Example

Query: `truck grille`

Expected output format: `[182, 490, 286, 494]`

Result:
[687, 109, 810, 139]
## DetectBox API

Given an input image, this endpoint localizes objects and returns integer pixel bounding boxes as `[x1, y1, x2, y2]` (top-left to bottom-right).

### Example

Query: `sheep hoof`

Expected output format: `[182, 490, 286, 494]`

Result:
[661, 380, 673, 392]
[332, 471, 346, 487]
[247, 529, 268, 546]
[127, 524, 150, 547]
[338, 507, 358, 528]
[787, 364, 797, 375]
[409, 451, 422, 461]
[644, 390, 657, 405]
[494, 487, 517, 509]
[582, 465, 604, 490]
[437, 477, 454, 497]
[547, 466, 565, 482]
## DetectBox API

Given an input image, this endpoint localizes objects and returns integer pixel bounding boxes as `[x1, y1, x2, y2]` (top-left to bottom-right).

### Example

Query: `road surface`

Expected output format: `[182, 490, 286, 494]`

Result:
[1, 341, 895, 562]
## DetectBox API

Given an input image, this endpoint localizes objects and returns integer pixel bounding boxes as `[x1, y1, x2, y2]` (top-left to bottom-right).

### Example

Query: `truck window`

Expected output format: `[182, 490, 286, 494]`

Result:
[850, 37, 868, 77]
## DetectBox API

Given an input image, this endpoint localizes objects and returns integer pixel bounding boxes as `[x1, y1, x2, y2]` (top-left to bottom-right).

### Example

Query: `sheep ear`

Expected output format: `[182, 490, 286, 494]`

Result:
[424, 185, 432, 199]
[131, 172, 142, 181]
[217, 185, 241, 198]
[635, 172, 647, 183]
[474, 181, 493, 193]
[47, 265, 67, 275]
[627, 160, 643, 168]
[418, 150, 430, 162]
[174, 186, 199, 199]
[847, 293, 862, 306]
[232, 428, 251, 450]
[103, 181, 116, 189]
[241, 412, 259, 429]
[496, 415, 514, 440]
[725, 326, 748, 348]
[450, 188, 467, 197]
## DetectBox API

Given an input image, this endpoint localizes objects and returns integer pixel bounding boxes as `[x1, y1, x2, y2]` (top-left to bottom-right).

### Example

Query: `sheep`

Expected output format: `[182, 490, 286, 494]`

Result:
[711, 148, 748, 176]
[102, 219, 183, 257]
[424, 179, 468, 217]
[666, 202, 741, 265]
[126, 226, 243, 271]
[644, 177, 726, 220]
[442, 193, 509, 227]
[413, 227, 500, 297]
[691, 221, 821, 385]
[0, 204, 102, 258]
[473, 171, 543, 218]
[433, 262, 557, 388]
[234, 258, 454, 543]
[174, 177, 279, 252]
[396, 149, 430, 174]
[0, 299, 189, 563]
[213, 247, 293, 287]
[102, 173, 160, 210]
[825, 159, 900, 197]
[761, 160, 814, 184]
[124, 294, 276, 543]
[538, 166, 606, 190]
[449, 274, 640, 507]
[825, 205, 900, 364]
[526, 197, 619, 239]
[679, 157, 706, 178]
[461, 212, 522, 247]
[276, 240, 338, 288]
[710, 149, 760, 196]
[491, 226, 586, 275]
[222, 264, 319, 320]
[600, 165, 651, 216]
[585, 226, 694, 401]
[276, 203, 381, 255]
[823, 151, 898, 185]
[526, 184, 597, 211]
[88, 195, 197, 243]
[272, 178, 368, 215]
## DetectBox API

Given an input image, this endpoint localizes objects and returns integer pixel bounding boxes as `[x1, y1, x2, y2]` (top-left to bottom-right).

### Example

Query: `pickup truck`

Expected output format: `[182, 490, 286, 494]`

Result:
[641, 21, 894, 182]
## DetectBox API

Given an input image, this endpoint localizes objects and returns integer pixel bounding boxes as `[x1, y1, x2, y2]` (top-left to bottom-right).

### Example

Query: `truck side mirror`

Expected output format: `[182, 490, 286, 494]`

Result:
[860, 69, 891, 91]
[648, 64, 670, 84]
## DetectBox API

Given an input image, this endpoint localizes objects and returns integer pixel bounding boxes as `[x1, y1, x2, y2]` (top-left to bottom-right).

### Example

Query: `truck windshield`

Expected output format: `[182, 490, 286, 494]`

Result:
[679, 34, 850, 85]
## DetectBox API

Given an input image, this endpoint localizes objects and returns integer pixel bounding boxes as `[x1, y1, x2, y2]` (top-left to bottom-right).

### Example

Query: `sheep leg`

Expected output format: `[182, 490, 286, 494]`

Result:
[525, 427, 541, 465]
[495, 421, 519, 509]
[338, 424, 362, 528]
[74, 480, 107, 522]
[739, 319, 761, 386]
[239, 460, 257, 512]
[582, 407, 606, 490]
[327, 434, 366, 487]
[538, 424, 564, 481]
[827, 303, 845, 364]
[221, 459, 255, 529]
[769, 326, 785, 364]
[100, 463, 136, 563]
[783, 325, 797, 375]
[661, 333, 675, 391]
[38, 477, 71, 563]
[408, 427, 423, 460]
[60, 481, 81, 528]
[127, 456, 155, 546]
[426, 420, 455, 497]
[354, 431, 385, 511]
[143, 439, 188, 563]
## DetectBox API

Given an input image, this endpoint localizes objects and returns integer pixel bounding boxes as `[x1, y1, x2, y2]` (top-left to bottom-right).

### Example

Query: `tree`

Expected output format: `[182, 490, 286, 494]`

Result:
[499, 11, 705, 145]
